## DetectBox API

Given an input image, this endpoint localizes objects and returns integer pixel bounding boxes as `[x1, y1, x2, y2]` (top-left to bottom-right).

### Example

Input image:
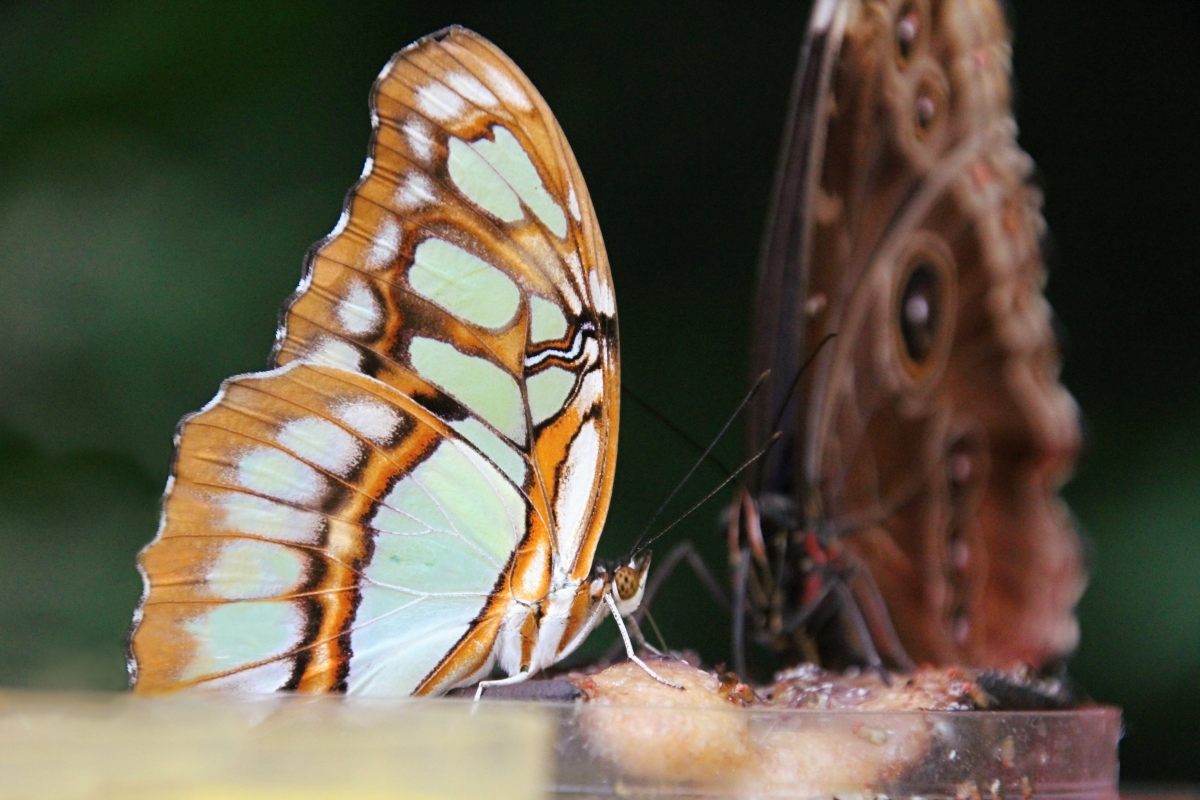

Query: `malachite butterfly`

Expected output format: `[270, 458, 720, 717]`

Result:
[732, 0, 1084, 672]
[130, 27, 655, 696]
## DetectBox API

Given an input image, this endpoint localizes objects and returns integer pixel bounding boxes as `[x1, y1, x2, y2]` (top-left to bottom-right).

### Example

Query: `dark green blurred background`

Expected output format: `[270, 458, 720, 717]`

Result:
[2, 0, 1196, 783]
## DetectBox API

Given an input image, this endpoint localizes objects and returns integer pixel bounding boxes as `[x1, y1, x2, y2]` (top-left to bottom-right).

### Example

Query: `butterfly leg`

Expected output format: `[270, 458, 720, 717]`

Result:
[728, 488, 768, 678]
[623, 613, 664, 657]
[603, 592, 684, 690]
[842, 561, 916, 673]
[770, 560, 892, 674]
[826, 578, 889, 678]
[776, 569, 839, 638]
[640, 540, 730, 616]
[776, 550, 915, 677]
[473, 669, 535, 701]
[731, 547, 752, 678]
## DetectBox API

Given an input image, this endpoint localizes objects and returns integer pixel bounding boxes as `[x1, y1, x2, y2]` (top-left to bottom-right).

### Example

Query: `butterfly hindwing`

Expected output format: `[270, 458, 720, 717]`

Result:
[135, 364, 530, 692]
[132, 28, 619, 695]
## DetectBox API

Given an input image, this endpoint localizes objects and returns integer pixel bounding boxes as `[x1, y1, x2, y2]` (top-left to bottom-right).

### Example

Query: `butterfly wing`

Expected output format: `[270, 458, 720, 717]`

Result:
[749, 0, 1084, 667]
[131, 27, 619, 695]
[748, 0, 845, 492]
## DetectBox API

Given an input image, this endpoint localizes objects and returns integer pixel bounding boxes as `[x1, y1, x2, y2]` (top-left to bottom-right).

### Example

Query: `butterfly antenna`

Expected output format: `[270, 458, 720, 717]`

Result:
[767, 332, 837, 438]
[624, 385, 735, 478]
[629, 371, 771, 555]
[633, 432, 782, 558]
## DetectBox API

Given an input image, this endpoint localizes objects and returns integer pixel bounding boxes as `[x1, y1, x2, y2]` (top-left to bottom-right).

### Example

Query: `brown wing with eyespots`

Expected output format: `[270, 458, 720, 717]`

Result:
[748, 0, 1084, 668]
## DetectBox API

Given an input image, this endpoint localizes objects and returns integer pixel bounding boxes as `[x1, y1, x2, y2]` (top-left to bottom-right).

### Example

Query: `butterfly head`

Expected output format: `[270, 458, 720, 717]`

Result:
[591, 552, 652, 617]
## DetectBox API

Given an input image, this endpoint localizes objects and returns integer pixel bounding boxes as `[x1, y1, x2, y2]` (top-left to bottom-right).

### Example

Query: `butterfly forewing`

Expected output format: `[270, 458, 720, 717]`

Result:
[132, 27, 619, 695]
[745, 0, 1083, 669]
[272, 28, 617, 578]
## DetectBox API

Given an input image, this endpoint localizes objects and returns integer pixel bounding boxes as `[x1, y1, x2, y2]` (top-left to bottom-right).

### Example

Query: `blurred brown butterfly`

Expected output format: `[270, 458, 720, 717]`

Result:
[731, 0, 1085, 673]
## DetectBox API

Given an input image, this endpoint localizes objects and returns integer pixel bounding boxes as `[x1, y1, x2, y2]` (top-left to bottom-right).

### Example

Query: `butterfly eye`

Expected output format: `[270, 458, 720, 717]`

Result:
[613, 565, 639, 602]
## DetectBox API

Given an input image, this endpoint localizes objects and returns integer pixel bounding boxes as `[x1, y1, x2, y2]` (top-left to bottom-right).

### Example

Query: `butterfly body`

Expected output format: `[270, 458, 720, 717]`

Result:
[738, 0, 1085, 672]
[131, 27, 641, 696]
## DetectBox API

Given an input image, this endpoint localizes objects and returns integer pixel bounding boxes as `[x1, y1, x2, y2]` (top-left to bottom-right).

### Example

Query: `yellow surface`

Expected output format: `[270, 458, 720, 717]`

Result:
[0, 691, 549, 799]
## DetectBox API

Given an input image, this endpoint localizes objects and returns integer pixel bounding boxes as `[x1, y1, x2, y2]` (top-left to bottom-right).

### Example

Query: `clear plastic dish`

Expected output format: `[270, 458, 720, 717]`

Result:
[562, 702, 1121, 798]
[0, 691, 1119, 799]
